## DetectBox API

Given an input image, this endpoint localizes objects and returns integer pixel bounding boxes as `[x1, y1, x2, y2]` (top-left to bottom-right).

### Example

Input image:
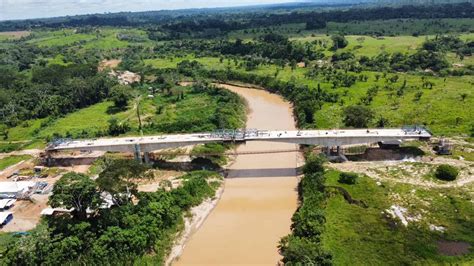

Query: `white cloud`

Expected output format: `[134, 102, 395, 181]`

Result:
[0, 0, 300, 21]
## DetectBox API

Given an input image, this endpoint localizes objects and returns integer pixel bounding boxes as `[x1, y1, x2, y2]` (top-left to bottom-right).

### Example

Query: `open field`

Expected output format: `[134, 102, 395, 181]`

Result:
[0, 31, 31, 40]
[0, 155, 32, 171]
[326, 18, 474, 36]
[322, 169, 474, 265]
[26, 28, 152, 50]
[6, 101, 129, 142]
[228, 19, 474, 40]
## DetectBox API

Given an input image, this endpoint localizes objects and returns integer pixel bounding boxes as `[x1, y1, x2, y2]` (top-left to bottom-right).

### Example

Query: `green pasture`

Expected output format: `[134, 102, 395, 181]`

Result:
[322, 170, 474, 265]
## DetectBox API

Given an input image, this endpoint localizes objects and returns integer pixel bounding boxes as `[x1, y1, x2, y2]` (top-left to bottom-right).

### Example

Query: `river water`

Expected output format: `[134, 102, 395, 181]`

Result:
[175, 84, 299, 265]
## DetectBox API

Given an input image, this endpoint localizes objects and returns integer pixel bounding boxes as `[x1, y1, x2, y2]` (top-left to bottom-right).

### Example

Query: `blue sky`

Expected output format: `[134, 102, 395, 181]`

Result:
[0, 0, 303, 21]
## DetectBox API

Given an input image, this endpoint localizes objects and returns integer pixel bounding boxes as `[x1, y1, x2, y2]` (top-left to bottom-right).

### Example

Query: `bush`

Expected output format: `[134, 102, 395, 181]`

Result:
[107, 118, 130, 136]
[435, 164, 459, 181]
[338, 172, 358, 184]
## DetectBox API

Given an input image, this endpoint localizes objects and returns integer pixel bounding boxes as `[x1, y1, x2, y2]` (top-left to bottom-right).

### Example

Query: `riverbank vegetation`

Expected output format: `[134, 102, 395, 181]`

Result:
[2, 164, 222, 264]
[279, 154, 332, 265]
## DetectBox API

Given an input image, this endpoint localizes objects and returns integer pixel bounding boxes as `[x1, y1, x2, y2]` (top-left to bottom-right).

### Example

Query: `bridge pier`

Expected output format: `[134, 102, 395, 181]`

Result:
[144, 152, 151, 164]
[134, 144, 142, 162]
[323, 146, 331, 156]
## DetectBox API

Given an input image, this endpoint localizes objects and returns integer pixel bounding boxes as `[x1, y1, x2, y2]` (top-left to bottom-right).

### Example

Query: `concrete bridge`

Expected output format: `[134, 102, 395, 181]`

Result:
[46, 127, 431, 162]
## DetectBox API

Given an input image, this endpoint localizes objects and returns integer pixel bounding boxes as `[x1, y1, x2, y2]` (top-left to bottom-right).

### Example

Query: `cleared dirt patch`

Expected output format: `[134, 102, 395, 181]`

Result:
[437, 240, 471, 256]
[0, 31, 31, 39]
[1, 194, 49, 232]
[98, 59, 121, 71]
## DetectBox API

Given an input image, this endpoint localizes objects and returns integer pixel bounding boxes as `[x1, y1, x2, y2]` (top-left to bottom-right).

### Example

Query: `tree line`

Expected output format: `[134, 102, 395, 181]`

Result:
[1, 2, 473, 37]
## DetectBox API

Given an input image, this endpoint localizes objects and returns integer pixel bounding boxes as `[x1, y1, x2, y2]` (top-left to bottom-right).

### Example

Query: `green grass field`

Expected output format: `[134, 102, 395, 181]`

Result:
[6, 101, 131, 142]
[0, 155, 32, 170]
[26, 28, 151, 50]
[322, 170, 474, 265]
[326, 18, 474, 36]
[227, 19, 474, 40]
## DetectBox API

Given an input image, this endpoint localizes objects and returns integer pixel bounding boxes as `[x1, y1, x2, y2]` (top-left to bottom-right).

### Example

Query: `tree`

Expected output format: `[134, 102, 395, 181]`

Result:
[303, 154, 326, 175]
[376, 116, 389, 128]
[374, 74, 381, 82]
[110, 85, 132, 110]
[96, 159, 151, 205]
[330, 35, 348, 51]
[435, 164, 458, 181]
[0, 124, 8, 140]
[343, 105, 374, 128]
[279, 236, 332, 265]
[49, 172, 101, 220]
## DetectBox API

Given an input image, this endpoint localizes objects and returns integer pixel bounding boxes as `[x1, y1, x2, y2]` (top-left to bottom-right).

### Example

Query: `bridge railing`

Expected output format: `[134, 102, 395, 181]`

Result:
[210, 128, 267, 140]
[46, 138, 73, 150]
[401, 125, 432, 136]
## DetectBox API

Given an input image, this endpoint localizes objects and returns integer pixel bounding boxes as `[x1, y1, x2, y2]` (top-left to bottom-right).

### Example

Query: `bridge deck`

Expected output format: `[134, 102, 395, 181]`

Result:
[47, 128, 431, 153]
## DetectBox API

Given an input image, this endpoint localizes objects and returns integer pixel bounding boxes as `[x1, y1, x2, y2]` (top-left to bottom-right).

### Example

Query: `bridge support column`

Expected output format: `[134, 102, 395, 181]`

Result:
[144, 152, 151, 164]
[325, 146, 331, 156]
[134, 144, 142, 163]
[336, 146, 341, 155]
[44, 152, 53, 167]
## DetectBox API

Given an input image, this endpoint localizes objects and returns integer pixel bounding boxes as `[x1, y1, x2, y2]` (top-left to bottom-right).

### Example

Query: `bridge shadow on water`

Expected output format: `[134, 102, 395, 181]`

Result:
[225, 167, 303, 178]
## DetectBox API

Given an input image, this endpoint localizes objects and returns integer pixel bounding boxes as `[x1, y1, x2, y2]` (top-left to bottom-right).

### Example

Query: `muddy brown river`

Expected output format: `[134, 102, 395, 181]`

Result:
[175, 84, 299, 265]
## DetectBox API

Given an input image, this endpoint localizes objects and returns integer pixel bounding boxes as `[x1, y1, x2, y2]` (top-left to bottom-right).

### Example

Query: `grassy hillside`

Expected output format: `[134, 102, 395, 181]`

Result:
[322, 170, 474, 265]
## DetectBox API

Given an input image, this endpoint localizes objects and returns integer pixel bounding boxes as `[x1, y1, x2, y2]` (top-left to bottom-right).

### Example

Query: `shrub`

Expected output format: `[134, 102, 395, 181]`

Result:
[435, 164, 458, 181]
[338, 172, 358, 184]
